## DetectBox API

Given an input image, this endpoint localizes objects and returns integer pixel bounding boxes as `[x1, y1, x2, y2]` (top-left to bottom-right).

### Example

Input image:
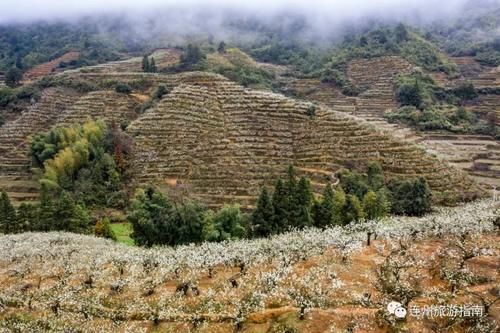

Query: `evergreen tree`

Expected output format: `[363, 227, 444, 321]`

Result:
[52, 191, 92, 233]
[180, 44, 206, 69]
[272, 178, 288, 233]
[128, 187, 174, 247]
[204, 205, 246, 242]
[128, 187, 206, 246]
[218, 41, 226, 53]
[142, 55, 150, 72]
[0, 190, 19, 233]
[294, 177, 313, 228]
[150, 58, 157, 73]
[343, 194, 365, 224]
[252, 187, 275, 237]
[389, 177, 432, 216]
[173, 201, 206, 244]
[5, 67, 23, 88]
[16, 203, 37, 232]
[332, 187, 347, 225]
[284, 165, 299, 226]
[36, 184, 54, 231]
[313, 183, 335, 228]
[362, 190, 379, 220]
[376, 189, 391, 218]
[367, 161, 385, 191]
[395, 23, 409, 43]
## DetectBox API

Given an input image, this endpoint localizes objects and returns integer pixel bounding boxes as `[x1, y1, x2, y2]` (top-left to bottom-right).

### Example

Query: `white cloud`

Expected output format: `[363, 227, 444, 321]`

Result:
[0, 0, 475, 23]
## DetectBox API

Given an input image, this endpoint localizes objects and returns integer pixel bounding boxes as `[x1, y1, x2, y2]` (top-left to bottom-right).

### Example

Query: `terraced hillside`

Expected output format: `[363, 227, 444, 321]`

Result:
[281, 57, 418, 140]
[0, 88, 79, 204]
[55, 91, 141, 126]
[0, 81, 145, 205]
[0, 68, 490, 207]
[278, 55, 499, 193]
[75, 49, 181, 74]
[127, 72, 481, 208]
[420, 134, 500, 192]
[23, 51, 80, 81]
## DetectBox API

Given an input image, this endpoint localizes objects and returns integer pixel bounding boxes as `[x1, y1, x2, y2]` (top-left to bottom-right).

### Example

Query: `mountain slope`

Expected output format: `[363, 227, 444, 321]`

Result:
[127, 72, 482, 207]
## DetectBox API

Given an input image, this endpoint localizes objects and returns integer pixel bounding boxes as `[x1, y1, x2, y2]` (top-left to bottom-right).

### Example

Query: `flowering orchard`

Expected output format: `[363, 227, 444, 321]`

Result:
[0, 199, 498, 332]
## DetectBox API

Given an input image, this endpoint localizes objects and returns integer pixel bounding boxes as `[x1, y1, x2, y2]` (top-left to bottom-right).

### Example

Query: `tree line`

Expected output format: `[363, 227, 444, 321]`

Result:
[126, 164, 431, 246]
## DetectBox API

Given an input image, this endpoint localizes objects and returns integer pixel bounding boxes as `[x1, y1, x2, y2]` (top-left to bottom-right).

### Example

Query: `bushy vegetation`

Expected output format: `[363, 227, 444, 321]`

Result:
[387, 105, 497, 136]
[121, 164, 433, 246]
[207, 47, 276, 88]
[115, 82, 132, 94]
[0, 187, 94, 234]
[0, 85, 41, 112]
[165, 44, 207, 73]
[389, 71, 497, 136]
[127, 187, 247, 247]
[29, 120, 129, 208]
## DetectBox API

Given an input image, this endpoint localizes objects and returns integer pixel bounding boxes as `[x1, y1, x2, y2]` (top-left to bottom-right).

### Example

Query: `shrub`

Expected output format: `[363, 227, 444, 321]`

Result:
[5, 67, 23, 88]
[451, 83, 478, 102]
[128, 187, 209, 247]
[154, 85, 169, 99]
[115, 82, 132, 94]
[389, 177, 432, 216]
[203, 205, 246, 242]
[396, 81, 424, 108]
[95, 218, 117, 240]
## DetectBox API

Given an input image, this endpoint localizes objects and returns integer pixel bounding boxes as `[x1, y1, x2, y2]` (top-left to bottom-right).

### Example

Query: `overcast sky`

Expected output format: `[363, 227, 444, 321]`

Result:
[0, 0, 478, 24]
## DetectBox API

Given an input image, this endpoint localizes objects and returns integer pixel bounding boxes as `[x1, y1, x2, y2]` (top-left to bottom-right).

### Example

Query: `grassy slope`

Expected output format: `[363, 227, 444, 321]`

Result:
[110, 222, 134, 246]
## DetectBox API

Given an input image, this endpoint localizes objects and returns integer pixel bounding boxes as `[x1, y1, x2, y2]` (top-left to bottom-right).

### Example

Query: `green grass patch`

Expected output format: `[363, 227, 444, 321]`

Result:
[110, 222, 134, 246]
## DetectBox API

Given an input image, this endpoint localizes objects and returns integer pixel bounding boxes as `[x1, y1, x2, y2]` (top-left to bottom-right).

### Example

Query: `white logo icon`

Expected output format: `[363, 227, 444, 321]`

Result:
[387, 301, 407, 319]
[394, 306, 407, 318]
[387, 301, 402, 314]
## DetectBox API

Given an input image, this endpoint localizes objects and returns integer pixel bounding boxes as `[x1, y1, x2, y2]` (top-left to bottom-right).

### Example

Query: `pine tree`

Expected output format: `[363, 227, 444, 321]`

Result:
[284, 165, 298, 226]
[313, 183, 335, 228]
[252, 187, 275, 237]
[37, 184, 54, 231]
[272, 179, 288, 233]
[53, 191, 77, 231]
[16, 203, 37, 232]
[150, 58, 157, 73]
[294, 177, 313, 228]
[0, 191, 19, 233]
[142, 55, 150, 72]
[218, 41, 226, 53]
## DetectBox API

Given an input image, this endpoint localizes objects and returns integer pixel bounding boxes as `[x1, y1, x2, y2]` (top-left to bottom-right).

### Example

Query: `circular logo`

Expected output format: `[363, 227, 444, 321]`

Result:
[387, 301, 402, 314]
[394, 306, 407, 319]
